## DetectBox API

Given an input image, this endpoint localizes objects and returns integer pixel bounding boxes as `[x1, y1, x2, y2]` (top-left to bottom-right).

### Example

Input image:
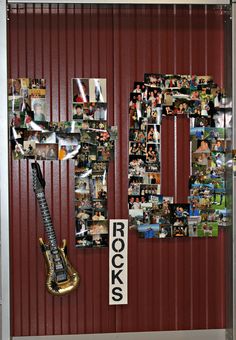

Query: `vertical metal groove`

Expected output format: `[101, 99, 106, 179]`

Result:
[189, 5, 192, 75]
[57, 5, 61, 122]
[173, 4, 177, 74]
[205, 5, 208, 74]
[174, 116, 177, 202]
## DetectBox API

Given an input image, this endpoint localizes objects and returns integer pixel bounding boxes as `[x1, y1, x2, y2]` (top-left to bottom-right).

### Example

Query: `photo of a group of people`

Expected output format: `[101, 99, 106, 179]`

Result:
[129, 73, 230, 238]
[8, 78, 47, 128]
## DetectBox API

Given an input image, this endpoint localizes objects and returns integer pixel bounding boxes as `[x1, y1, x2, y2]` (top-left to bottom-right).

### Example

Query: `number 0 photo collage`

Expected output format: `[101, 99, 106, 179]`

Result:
[128, 73, 230, 239]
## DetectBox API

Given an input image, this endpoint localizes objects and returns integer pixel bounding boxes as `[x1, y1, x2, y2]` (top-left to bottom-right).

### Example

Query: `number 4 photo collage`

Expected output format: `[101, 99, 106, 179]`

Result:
[8, 77, 117, 249]
[128, 73, 230, 239]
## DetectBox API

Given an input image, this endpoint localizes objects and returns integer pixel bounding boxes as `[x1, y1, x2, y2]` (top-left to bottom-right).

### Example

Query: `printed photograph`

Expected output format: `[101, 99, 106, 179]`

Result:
[87, 120, 108, 131]
[129, 129, 147, 143]
[40, 132, 57, 144]
[128, 156, 146, 177]
[29, 78, 46, 90]
[140, 184, 160, 196]
[173, 225, 189, 237]
[91, 175, 107, 200]
[133, 81, 145, 93]
[144, 73, 163, 87]
[159, 225, 172, 238]
[173, 99, 194, 115]
[147, 125, 160, 143]
[192, 152, 212, 167]
[31, 97, 47, 122]
[72, 104, 84, 120]
[24, 130, 41, 143]
[8, 96, 23, 112]
[35, 143, 58, 160]
[12, 140, 25, 160]
[58, 144, 80, 160]
[89, 78, 107, 103]
[188, 216, 201, 237]
[92, 199, 107, 211]
[9, 111, 23, 128]
[129, 142, 146, 156]
[192, 139, 211, 153]
[143, 173, 160, 185]
[148, 107, 162, 125]
[204, 127, 225, 141]
[92, 161, 108, 175]
[75, 197, 92, 210]
[128, 180, 141, 196]
[72, 78, 89, 103]
[75, 176, 91, 195]
[138, 224, 160, 239]
[88, 220, 108, 235]
[83, 102, 108, 121]
[23, 140, 36, 158]
[162, 105, 174, 116]
[128, 197, 143, 210]
[197, 222, 218, 237]
[146, 144, 160, 163]
[76, 208, 92, 221]
[170, 204, 190, 226]
[211, 140, 225, 152]
[190, 127, 204, 141]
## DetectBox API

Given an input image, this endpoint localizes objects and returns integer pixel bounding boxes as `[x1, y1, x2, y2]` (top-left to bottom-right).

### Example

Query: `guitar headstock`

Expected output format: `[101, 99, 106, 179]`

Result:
[31, 161, 46, 192]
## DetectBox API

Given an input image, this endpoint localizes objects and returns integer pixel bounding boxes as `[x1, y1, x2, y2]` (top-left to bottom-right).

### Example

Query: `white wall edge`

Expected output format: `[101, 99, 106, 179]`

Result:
[13, 329, 226, 340]
[0, 0, 11, 340]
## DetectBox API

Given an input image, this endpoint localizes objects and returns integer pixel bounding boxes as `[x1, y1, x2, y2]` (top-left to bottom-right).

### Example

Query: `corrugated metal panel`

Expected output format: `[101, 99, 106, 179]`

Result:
[8, 4, 229, 336]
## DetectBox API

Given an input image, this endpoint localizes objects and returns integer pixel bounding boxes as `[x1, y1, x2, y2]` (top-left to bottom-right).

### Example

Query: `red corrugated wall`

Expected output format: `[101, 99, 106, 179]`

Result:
[8, 4, 230, 336]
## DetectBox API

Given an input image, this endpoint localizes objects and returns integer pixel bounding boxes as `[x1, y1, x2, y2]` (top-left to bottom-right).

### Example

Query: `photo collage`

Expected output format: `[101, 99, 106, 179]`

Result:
[72, 78, 115, 248]
[8, 78, 47, 127]
[128, 73, 230, 238]
[9, 78, 117, 248]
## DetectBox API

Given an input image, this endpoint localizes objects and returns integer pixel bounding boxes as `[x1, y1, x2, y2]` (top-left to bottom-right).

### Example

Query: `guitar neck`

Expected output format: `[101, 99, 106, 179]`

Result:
[35, 190, 58, 253]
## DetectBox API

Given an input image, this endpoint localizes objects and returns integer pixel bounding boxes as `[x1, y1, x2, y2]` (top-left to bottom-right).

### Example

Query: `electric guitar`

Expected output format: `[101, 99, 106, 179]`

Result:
[31, 161, 79, 296]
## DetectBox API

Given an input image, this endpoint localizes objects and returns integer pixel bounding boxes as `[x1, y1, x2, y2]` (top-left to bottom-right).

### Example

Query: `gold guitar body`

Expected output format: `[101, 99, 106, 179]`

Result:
[39, 238, 79, 296]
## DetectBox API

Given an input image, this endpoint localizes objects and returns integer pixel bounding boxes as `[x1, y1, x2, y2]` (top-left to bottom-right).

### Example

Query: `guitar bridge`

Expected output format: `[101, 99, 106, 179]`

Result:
[56, 270, 68, 283]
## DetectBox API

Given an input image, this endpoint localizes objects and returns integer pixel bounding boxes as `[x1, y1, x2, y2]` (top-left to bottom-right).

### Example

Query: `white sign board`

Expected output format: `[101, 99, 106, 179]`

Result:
[109, 219, 128, 305]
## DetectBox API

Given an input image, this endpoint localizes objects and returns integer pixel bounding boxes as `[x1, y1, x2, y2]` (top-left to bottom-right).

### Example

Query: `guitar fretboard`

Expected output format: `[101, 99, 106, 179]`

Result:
[32, 163, 68, 283]
[36, 190, 67, 275]
[36, 191, 58, 254]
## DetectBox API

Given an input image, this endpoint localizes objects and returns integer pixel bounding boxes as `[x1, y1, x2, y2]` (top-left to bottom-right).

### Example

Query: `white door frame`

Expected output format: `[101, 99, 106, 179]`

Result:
[0, 1, 233, 339]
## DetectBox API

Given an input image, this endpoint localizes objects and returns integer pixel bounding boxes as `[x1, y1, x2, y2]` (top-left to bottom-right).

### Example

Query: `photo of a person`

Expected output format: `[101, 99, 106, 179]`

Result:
[213, 140, 224, 152]
[72, 78, 89, 103]
[194, 140, 211, 153]
[146, 145, 158, 163]
[89, 78, 107, 103]
[31, 99, 46, 121]
[73, 104, 83, 120]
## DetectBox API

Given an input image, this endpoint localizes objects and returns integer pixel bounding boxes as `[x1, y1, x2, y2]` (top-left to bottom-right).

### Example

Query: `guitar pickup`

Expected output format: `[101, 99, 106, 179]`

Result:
[55, 262, 63, 269]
